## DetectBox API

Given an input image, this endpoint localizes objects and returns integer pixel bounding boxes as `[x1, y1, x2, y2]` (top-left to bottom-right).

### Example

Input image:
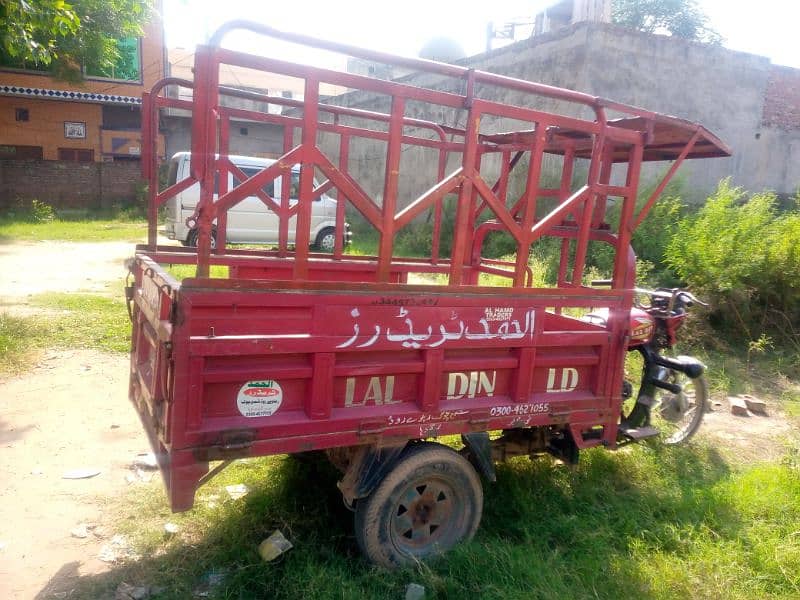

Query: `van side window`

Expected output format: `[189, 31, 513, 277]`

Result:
[235, 166, 275, 197]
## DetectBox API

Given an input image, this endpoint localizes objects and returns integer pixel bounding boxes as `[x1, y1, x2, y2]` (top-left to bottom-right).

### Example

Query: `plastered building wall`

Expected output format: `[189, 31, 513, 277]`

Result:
[0, 97, 101, 160]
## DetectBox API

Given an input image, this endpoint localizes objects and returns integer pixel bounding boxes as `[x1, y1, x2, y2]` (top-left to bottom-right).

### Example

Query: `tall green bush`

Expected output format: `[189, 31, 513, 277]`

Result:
[666, 180, 800, 348]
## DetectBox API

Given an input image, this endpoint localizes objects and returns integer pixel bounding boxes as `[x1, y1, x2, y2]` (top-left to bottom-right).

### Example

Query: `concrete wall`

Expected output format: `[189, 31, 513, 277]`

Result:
[318, 22, 799, 207]
[0, 159, 142, 210]
[161, 115, 286, 160]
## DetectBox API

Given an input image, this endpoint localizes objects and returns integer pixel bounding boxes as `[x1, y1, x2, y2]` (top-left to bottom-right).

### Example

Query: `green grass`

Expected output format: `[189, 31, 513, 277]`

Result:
[165, 264, 229, 280]
[0, 218, 148, 242]
[29, 292, 131, 352]
[0, 292, 131, 374]
[56, 441, 800, 599]
[0, 312, 48, 375]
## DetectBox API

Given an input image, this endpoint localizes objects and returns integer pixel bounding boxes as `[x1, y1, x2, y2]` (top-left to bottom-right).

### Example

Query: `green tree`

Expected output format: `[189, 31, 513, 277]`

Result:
[0, 0, 152, 80]
[611, 0, 723, 44]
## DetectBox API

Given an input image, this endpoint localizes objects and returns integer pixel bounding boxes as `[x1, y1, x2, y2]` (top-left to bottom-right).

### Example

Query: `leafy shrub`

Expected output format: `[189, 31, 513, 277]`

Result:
[3, 198, 57, 223]
[30, 199, 56, 222]
[666, 180, 800, 348]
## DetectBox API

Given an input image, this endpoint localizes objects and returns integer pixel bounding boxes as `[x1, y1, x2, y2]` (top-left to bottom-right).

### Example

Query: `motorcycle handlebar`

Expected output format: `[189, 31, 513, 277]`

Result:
[589, 282, 707, 309]
[676, 290, 709, 307]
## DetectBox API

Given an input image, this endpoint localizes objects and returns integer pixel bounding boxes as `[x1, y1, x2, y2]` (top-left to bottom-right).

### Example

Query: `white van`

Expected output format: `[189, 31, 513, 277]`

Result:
[162, 152, 348, 251]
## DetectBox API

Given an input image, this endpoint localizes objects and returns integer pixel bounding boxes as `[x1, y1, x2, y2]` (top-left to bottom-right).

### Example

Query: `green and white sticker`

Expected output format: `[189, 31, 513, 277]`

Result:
[237, 380, 283, 417]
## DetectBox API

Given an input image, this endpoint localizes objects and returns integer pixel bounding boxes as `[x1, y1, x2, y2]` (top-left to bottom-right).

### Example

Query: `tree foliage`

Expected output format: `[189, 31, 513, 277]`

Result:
[0, 0, 152, 80]
[611, 0, 723, 44]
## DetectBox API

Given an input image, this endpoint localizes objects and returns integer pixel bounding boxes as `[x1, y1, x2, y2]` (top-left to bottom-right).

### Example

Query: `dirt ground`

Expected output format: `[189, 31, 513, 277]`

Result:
[0, 240, 796, 599]
[0, 241, 151, 599]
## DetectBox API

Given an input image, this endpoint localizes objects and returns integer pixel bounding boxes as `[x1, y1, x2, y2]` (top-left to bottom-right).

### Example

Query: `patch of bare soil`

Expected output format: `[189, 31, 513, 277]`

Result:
[0, 241, 134, 307]
[0, 349, 149, 600]
[699, 400, 798, 463]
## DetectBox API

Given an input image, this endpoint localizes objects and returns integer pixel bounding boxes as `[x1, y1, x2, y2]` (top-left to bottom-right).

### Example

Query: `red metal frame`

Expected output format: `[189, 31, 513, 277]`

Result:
[131, 21, 730, 511]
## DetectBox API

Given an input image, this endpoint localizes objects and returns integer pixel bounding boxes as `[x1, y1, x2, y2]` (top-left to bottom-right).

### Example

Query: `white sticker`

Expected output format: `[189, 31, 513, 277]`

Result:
[237, 380, 283, 417]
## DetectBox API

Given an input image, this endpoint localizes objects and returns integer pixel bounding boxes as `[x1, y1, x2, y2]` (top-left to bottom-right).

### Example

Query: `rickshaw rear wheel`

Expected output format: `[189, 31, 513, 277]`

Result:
[354, 442, 482, 568]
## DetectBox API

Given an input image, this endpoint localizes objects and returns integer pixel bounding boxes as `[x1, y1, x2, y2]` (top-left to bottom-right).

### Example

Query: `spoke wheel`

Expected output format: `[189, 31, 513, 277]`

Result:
[651, 372, 708, 445]
[354, 443, 482, 568]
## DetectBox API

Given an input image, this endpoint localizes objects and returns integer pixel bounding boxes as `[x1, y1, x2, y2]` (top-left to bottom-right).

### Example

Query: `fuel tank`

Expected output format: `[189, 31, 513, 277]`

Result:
[581, 307, 655, 347]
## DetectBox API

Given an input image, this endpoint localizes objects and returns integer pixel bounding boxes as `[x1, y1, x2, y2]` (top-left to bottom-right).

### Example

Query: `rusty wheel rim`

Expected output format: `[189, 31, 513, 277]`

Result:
[391, 477, 458, 552]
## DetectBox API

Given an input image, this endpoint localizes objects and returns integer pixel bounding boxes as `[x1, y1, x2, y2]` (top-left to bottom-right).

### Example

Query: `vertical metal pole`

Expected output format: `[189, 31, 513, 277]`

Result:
[431, 140, 447, 264]
[141, 91, 157, 250]
[465, 148, 483, 285]
[449, 107, 480, 286]
[559, 145, 575, 205]
[294, 78, 320, 281]
[498, 150, 511, 205]
[514, 125, 547, 287]
[612, 142, 644, 287]
[216, 115, 230, 253]
[334, 134, 349, 258]
[554, 145, 575, 298]
[377, 95, 405, 282]
[279, 125, 294, 256]
[190, 47, 219, 279]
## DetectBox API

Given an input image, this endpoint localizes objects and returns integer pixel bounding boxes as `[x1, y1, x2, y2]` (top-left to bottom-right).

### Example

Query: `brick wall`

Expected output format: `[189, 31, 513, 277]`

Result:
[0, 159, 142, 210]
[762, 65, 800, 130]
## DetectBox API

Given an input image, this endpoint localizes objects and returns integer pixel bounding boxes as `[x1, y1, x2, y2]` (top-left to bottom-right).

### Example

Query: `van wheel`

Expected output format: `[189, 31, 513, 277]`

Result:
[314, 227, 336, 252]
[187, 227, 217, 250]
[354, 442, 483, 568]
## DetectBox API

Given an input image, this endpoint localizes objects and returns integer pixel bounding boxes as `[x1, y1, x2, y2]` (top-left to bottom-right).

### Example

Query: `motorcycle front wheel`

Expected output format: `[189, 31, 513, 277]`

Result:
[651, 371, 708, 444]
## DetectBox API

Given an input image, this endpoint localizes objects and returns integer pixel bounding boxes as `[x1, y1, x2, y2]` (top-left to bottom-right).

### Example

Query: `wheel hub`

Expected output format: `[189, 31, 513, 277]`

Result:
[393, 482, 453, 548]
[411, 492, 436, 527]
[659, 393, 686, 422]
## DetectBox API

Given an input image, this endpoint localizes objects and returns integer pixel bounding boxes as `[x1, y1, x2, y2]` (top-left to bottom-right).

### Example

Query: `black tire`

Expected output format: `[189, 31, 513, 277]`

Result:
[187, 227, 217, 250]
[354, 442, 483, 568]
[314, 227, 336, 252]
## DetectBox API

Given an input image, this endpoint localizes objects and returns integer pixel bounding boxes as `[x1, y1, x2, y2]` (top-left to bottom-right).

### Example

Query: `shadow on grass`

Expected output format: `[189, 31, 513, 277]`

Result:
[37, 444, 740, 600]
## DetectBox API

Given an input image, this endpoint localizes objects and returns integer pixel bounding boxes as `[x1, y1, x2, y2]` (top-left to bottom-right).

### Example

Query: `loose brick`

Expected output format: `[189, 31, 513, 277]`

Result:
[741, 394, 768, 415]
[728, 396, 750, 417]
